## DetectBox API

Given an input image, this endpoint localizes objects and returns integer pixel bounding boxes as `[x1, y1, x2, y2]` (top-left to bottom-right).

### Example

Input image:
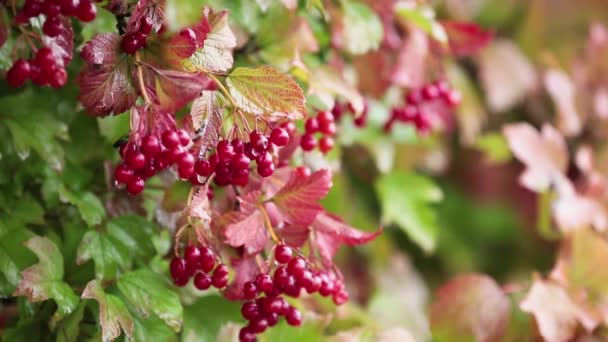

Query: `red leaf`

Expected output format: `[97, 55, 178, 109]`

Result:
[442, 21, 494, 57]
[430, 274, 511, 341]
[189, 91, 223, 157]
[224, 256, 261, 300]
[77, 33, 138, 116]
[272, 168, 332, 226]
[126, 0, 164, 34]
[143, 66, 216, 112]
[166, 17, 210, 60]
[43, 17, 74, 67]
[312, 212, 381, 264]
[224, 191, 269, 255]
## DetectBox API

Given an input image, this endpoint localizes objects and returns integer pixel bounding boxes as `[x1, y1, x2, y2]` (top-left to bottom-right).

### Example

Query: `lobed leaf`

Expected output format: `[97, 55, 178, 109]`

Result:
[189, 90, 223, 156]
[82, 280, 134, 342]
[144, 66, 216, 113]
[441, 21, 494, 57]
[226, 66, 307, 119]
[58, 185, 106, 226]
[224, 191, 268, 255]
[77, 230, 130, 281]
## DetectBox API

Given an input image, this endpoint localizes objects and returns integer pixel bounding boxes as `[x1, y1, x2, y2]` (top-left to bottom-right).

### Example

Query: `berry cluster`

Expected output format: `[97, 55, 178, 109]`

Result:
[169, 245, 229, 289]
[6, 48, 67, 88]
[190, 126, 291, 187]
[121, 17, 155, 54]
[385, 80, 461, 133]
[300, 111, 337, 154]
[237, 244, 348, 342]
[330, 100, 369, 128]
[16, 0, 97, 25]
[114, 128, 195, 195]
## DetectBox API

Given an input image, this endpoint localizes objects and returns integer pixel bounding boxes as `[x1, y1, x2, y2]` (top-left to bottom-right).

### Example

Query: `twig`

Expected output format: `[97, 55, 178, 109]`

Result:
[207, 73, 238, 109]
[259, 204, 279, 242]
[135, 52, 152, 104]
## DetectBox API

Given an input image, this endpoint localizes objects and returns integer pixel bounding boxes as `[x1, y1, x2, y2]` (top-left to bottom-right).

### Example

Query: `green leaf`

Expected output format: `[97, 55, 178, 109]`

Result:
[13, 236, 79, 319]
[226, 66, 307, 119]
[56, 301, 86, 342]
[117, 269, 183, 332]
[375, 171, 442, 253]
[58, 185, 106, 226]
[341, 0, 383, 54]
[475, 133, 511, 163]
[97, 114, 130, 144]
[260, 313, 327, 342]
[0, 222, 35, 295]
[394, 3, 447, 44]
[77, 230, 130, 280]
[82, 280, 134, 342]
[106, 215, 157, 260]
[181, 295, 241, 342]
[133, 312, 178, 342]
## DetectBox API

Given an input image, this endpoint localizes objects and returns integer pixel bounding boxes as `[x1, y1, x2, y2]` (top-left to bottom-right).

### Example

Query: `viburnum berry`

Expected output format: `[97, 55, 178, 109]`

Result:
[300, 133, 316, 151]
[249, 131, 269, 152]
[114, 163, 134, 183]
[255, 274, 274, 294]
[285, 307, 302, 326]
[42, 16, 63, 37]
[6, 60, 32, 87]
[304, 117, 319, 134]
[59, 0, 78, 15]
[75, 0, 96, 22]
[318, 136, 334, 154]
[194, 272, 212, 290]
[121, 32, 145, 54]
[139, 16, 154, 35]
[125, 149, 146, 170]
[269, 127, 290, 146]
[126, 176, 145, 195]
[141, 135, 161, 155]
[162, 130, 181, 148]
[274, 244, 293, 264]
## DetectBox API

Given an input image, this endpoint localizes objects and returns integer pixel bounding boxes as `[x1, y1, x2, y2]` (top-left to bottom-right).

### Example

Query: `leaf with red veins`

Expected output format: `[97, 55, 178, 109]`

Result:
[272, 168, 332, 226]
[78, 34, 138, 117]
[224, 256, 261, 300]
[430, 274, 511, 342]
[441, 21, 494, 57]
[188, 90, 223, 157]
[185, 185, 212, 223]
[166, 18, 210, 60]
[520, 276, 598, 342]
[312, 212, 381, 265]
[126, 0, 164, 34]
[43, 17, 74, 67]
[144, 66, 216, 112]
[182, 8, 236, 73]
[503, 123, 571, 194]
[82, 280, 134, 342]
[224, 191, 269, 255]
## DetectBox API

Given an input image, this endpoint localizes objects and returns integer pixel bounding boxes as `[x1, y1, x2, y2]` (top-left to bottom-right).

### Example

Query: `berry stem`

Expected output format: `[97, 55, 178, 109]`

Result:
[135, 51, 152, 104]
[206, 73, 239, 109]
[259, 204, 279, 243]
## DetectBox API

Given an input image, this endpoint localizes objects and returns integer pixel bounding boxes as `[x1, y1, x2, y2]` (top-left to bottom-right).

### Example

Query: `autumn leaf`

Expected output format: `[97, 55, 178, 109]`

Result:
[430, 274, 510, 342]
[189, 90, 223, 156]
[182, 9, 236, 73]
[226, 66, 307, 119]
[82, 280, 134, 342]
[272, 168, 332, 226]
[224, 256, 260, 300]
[441, 21, 494, 57]
[43, 17, 74, 67]
[307, 66, 364, 115]
[77, 33, 138, 116]
[126, 0, 164, 34]
[13, 236, 79, 320]
[224, 191, 268, 255]
[502, 123, 570, 193]
[144, 66, 216, 113]
[312, 212, 381, 265]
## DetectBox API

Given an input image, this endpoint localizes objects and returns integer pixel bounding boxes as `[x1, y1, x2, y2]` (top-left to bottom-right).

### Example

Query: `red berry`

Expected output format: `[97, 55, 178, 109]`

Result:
[217, 140, 235, 162]
[170, 257, 189, 281]
[238, 327, 256, 342]
[35, 48, 55, 68]
[269, 127, 290, 147]
[280, 121, 296, 135]
[287, 257, 306, 277]
[114, 163, 134, 183]
[42, 16, 63, 37]
[243, 281, 258, 300]
[257, 162, 274, 178]
[244, 142, 261, 160]
[22, 0, 42, 17]
[317, 110, 334, 125]
[126, 150, 146, 170]
[173, 276, 188, 287]
[306, 274, 322, 294]
[319, 276, 335, 297]
[176, 129, 190, 146]
[195, 159, 212, 177]
[161, 130, 180, 148]
[318, 136, 334, 154]
[76, 0, 96, 22]
[444, 89, 461, 107]
[139, 162, 156, 179]
[241, 302, 260, 321]
[199, 246, 215, 273]
[273, 266, 290, 288]
[295, 166, 311, 178]
[333, 289, 349, 305]
[214, 264, 229, 277]
[249, 131, 269, 152]
[178, 152, 195, 170]
[126, 177, 145, 195]
[194, 272, 212, 290]
[231, 169, 249, 186]
[250, 317, 268, 334]
[255, 274, 273, 294]
[212, 274, 228, 288]
[6, 60, 31, 87]
[353, 113, 367, 127]
[405, 89, 423, 105]
[231, 138, 244, 153]
[184, 245, 202, 267]
[285, 307, 302, 326]
[263, 297, 284, 314]
[141, 135, 161, 156]
[139, 16, 154, 35]
[421, 84, 439, 100]
[274, 244, 292, 264]
[319, 121, 336, 136]
[266, 313, 279, 327]
[59, 0, 78, 15]
[305, 117, 319, 134]
[49, 67, 67, 88]
[121, 32, 145, 54]
[300, 133, 316, 151]
[331, 102, 344, 121]
[43, 0, 61, 17]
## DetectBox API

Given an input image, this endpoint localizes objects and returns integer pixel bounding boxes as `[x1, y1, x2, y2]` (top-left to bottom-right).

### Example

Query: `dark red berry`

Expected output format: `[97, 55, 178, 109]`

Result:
[353, 113, 367, 127]
[139, 16, 154, 35]
[114, 163, 134, 183]
[287, 257, 306, 277]
[238, 327, 256, 342]
[23, 0, 43, 16]
[295, 166, 311, 178]
[217, 140, 235, 162]
[269, 127, 289, 147]
[317, 110, 334, 125]
[255, 274, 273, 294]
[241, 301, 260, 321]
[243, 281, 258, 300]
[281, 121, 296, 135]
[405, 89, 423, 105]
[141, 135, 161, 156]
[285, 307, 302, 326]
[266, 313, 279, 327]
[139, 162, 156, 179]
[6, 60, 31, 87]
[333, 289, 349, 305]
[305, 117, 319, 134]
[42, 16, 62, 37]
[231, 138, 244, 153]
[250, 317, 268, 334]
[48, 67, 67, 88]
[263, 296, 283, 314]
[421, 84, 439, 100]
[121, 32, 145, 54]
[306, 274, 322, 294]
[195, 159, 212, 177]
[274, 244, 292, 264]
[212, 274, 228, 288]
[318, 136, 334, 154]
[59, 0, 78, 15]
[176, 129, 190, 146]
[178, 152, 195, 170]
[126, 150, 146, 170]
[319, 121, 336, 136]
[184, 245, 202, 267]
[170, 257, 189, 281]
[231, 169, 249, 186]
[214, 264, 229, 277]
[257, 162, 274, 177]
[273, 266, 290, 288]
[75, 0, 96, 22]
[244, 142, 261, 160]
[161, 130, 180, 148]
[319, 276, 335, 297]
[199, 246, 215, 273]
[35, 48, 55, 68]
[173, 276, 188, 287]
[126, 177, 145, 195]
[331, 102, 344, 121]
[194, 272, 212, 290]
[300, 133, 316, 151]
[249, 131, 269, 152]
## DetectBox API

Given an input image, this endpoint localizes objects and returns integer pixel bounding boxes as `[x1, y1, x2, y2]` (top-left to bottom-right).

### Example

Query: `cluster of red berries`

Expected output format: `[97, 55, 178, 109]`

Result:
[385, 80, 461, 133]
[191, 126, 291, 187]
[16, 0, 96, 26]
[169, 245, 229, 289]
[237, 244, 348, 342]
[6, 47, 67, 87]
[121, 17, 154, 54]
[331, 101, 369, 128]
[114, 128, 195, 195]
[300, 111, 337, 154]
